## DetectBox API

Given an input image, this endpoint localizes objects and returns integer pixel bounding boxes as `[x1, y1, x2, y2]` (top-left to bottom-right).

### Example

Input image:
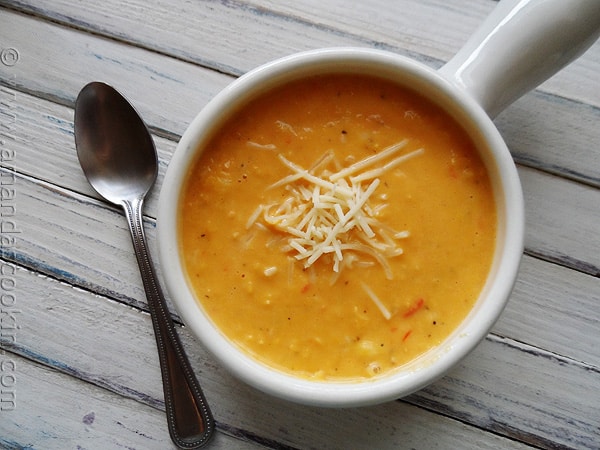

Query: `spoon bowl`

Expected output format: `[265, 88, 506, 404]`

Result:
[74, 82, 157, 204]
[74, 82, 214, 448]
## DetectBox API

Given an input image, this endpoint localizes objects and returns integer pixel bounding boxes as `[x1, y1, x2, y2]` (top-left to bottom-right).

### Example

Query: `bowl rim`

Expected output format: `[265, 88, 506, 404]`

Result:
[157, 47, 525, 407]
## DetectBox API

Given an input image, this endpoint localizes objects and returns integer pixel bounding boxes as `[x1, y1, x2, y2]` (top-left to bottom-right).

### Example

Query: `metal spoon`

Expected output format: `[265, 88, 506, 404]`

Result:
[74, 81, 214, 448]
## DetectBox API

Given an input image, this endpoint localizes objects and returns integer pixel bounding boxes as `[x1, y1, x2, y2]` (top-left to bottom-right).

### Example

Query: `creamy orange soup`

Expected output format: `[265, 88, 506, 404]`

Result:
[179, 74, 496, 381]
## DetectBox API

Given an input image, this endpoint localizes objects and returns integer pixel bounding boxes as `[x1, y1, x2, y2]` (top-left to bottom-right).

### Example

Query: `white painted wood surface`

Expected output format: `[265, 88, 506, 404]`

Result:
[0, 1, 598, 448]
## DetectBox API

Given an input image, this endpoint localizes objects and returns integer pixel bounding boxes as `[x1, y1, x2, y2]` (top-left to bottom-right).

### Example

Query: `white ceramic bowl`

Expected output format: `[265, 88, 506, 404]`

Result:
[158, 0, 599, 407]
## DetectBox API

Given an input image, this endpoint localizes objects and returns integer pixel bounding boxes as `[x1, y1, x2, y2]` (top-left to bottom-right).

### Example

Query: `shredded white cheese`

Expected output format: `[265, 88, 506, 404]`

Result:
[246, 141, 277, 150]
[360, 282, 392, 320]
[246, 140, 424, 283]
[263, 266, 278, 277]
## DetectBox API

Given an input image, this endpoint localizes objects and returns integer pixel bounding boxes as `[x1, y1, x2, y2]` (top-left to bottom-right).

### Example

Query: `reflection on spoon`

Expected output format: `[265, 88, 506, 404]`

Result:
[74, 81, 214, 448]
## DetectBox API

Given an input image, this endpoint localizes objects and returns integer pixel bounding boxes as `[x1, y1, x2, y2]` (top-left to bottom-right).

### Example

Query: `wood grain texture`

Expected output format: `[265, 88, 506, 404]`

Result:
[6, 0, 599, 106]
[496, 255, 600, 367]
[410, 336, 600, 449]
[495, 91, 600, 187]
[0, 8, 233, 137]
[0, 355, 263, 449]
[0, 0, 598, 448]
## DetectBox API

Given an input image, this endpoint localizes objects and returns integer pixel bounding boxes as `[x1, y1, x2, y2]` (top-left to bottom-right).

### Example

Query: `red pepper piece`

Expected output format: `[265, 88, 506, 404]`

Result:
[403, 298, 424, 317]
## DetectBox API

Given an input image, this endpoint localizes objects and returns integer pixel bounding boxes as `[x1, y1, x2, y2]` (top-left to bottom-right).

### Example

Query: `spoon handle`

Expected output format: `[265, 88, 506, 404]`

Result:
[122, 197, 214, 449]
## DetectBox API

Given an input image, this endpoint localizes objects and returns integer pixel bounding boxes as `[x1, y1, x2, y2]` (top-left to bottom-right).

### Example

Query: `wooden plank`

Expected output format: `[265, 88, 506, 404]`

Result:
[494, 254, 600, 367]
[0, 355, 261, 449]
[496, 91, 600, 187]
[0, 8, 599, 187]
[240, 0, 600, 107]
[0, 172, 149, 308]
[7, 0, 599, 107]
[241, 0, 492, 61]
[0, 8, 234, 138]
[1, 0, 430, 75]
[0, 261, 564, 449]
[13, 0, 600, 110]
[409, 335, 600, 449]
[521, 165, 600, 275]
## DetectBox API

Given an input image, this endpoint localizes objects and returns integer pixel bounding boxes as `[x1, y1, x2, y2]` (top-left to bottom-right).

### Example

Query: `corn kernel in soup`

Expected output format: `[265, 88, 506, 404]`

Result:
[179, 74, 496, 381]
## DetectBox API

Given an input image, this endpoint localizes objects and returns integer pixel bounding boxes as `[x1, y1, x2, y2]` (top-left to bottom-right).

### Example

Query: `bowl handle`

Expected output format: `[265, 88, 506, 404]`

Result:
[439, 0, 600, 118]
